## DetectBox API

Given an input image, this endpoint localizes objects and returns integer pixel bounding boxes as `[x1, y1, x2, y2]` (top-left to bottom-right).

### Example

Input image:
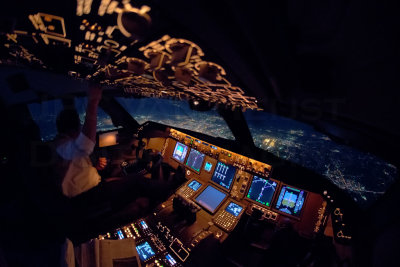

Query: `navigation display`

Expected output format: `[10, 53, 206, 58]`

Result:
[211, 162, 236, 190]
[225, 202, 243, 217]
[195, 185, 228, 213]
[172, 142, 188, 163]
[136, 241, 155, 261]
[185, 149, 205, 172]
[188, 180, 202, 191]
[275, 185, 307, 217]
[246, 176, 277, 207]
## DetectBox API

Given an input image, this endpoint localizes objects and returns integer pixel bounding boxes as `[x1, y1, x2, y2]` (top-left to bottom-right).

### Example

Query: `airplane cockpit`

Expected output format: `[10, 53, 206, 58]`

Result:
[0, 1, 399, 266]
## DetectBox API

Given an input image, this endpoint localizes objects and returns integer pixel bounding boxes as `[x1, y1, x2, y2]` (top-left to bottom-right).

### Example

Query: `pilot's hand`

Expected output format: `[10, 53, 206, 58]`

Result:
[95, 157, 108, 171]
[88, 83, 102, 104]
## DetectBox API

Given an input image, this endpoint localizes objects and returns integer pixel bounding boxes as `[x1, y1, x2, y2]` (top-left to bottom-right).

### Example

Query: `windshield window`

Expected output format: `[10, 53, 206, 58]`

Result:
[244, 109, 398, 208]
[28, 99, 64, 141]
[28, 97, 117, 141]
[75, 97, 118, 132]
[116, 97, 234, 140]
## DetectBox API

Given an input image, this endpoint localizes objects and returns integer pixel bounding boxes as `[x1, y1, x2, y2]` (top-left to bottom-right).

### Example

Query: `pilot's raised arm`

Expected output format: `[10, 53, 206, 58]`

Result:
[82, 83, 102, 144]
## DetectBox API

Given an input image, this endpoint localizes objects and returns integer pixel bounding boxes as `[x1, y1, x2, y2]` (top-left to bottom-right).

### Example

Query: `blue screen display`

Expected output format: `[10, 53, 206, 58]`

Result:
[195, 185, 227, 213]
[140, 220, 148, 230]
[204, 161, 213, 172]
[172, 142, 188, 163]
[117, 230, 124, 239]
[165, 253, 177, 266]
[185, 149, 205, 172]
[136, 241, 155, 261]
[275, 186, 307, 217]
[246, 176, 277, 207]
[225, 202, 243, 217]
[211, 162, 236, 190]
[188, 180, 202, 191]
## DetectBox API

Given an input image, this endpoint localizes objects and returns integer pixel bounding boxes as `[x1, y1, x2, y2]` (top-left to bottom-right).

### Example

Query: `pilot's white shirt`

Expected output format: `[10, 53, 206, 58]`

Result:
[56, 132, 101, 198]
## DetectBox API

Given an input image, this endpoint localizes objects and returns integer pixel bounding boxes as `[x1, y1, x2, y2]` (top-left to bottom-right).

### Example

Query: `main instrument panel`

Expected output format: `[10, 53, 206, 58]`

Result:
[164, 129, 313, 221]
[100, 127, 327, 266]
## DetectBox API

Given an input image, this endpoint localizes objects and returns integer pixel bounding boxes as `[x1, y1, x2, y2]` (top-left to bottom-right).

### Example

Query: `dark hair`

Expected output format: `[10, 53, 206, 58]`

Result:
[56, 109, 81, 134]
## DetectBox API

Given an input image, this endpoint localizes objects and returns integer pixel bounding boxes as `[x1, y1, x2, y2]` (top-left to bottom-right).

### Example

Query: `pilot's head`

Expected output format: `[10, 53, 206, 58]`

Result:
[56, 109, 81, 138]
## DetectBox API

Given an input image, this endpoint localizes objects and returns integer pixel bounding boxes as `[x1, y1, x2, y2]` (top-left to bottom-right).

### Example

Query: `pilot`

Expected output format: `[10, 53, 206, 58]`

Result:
[52, 83, 184, 266]
[54, 85, 103, 198]
[53, 83, 184, 226]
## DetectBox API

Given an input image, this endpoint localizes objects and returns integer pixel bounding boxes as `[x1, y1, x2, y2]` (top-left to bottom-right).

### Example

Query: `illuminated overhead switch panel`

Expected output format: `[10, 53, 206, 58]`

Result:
[29, 13, 71, 47]
[1, 1, 261, 111]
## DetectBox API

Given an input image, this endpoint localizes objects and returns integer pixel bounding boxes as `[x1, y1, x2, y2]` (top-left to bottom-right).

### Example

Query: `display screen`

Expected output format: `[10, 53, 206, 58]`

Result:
[165, 254, 177, 266]
[116, 230, 124, 239]
[139, 220, 148, 230]
[195, 185, 228, 213]
[211, 162, 236, 190]
[185, 149, 205, 172]
[225, 202, 243, 217]
[188, 180, 202, 191]
[204, 161, 213, 172]
[136, 241, 155, 261]
[99, 130, 118, 147]
[246, 176, 278, 207]
[172, 142, 188, 163]
[275, 185, 307, 217]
